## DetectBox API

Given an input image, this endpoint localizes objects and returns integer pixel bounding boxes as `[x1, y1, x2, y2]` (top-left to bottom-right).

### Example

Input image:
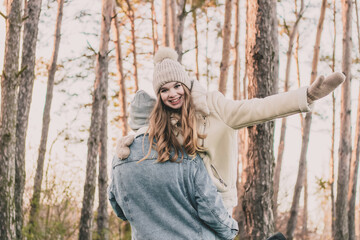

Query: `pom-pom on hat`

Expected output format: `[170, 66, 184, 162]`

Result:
[153, 47, 192, 94]
[129, 90, 156, 131]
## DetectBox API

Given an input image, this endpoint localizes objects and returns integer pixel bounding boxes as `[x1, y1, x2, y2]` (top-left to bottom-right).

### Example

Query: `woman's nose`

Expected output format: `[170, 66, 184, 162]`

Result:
[169, 88, 176, 96]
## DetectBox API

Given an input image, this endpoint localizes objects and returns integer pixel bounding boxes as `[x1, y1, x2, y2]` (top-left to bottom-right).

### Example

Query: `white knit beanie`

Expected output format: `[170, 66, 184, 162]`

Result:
[129, 90, 156, 131]
[153, 47, 192, 93]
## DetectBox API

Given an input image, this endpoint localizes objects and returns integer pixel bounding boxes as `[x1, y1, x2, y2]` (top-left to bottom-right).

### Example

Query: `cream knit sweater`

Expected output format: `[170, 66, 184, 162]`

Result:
[191, 85, 312, 209]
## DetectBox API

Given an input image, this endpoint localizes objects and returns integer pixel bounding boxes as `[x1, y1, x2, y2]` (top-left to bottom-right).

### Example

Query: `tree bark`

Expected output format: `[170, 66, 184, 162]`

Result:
[273, 0, 304, 223]
[335, 0, 352, 239]
[0, 0, 22, 239]
[97, 48, 109, 240]
[286, 1, 327, 239]
[233, 1, 247, 235]
[15, 0, 42, 238]
[242, 1, 276, 238]
[78, 0, 113, 239]
[174, 0, 186, 62]
[348, 86, 360, 240]
[233, 0, 240, 100]
[218, 0, 232, 94]
[151, 0, 159, 55]
[270, 0, 279, 94]
[349, 2, 360, 240]
[27, 0, 63, 237]
[162, 0, 169, 46]
[125, 0, 138, 92]
[192, 8, 200, 81]
[169, 0, 176, 49]
[330, 0, 337, 238]
[112, 7, 128, 136]
[302, 163, 308, 239]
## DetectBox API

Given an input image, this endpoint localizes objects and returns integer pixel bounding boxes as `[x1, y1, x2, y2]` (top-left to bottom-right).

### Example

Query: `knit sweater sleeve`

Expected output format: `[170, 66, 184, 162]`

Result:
[207, 87, 312, 129]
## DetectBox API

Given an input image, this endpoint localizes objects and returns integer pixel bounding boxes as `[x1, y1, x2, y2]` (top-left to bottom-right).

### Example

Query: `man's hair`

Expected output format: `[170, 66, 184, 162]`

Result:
[141, 84, 206, 163]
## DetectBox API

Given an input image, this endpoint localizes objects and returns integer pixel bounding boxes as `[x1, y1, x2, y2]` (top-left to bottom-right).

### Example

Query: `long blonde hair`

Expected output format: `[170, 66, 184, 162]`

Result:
[142, 85, 206, 163]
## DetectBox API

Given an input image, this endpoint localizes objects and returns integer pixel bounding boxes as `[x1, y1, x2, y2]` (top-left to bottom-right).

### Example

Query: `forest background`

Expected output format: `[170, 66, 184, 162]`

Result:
[0, 0, 360, 239]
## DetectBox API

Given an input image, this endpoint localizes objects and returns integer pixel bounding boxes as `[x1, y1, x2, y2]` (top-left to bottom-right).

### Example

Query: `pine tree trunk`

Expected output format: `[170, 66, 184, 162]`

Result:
[27, 0, 63, 237]
[97, 56, 109, 240]
[330, 1, 337, 238]
[270, 0, 279, 93]
[233, 2, 246, 233]
[242, 1, 276, 238]
[78, 0, 113, 239]
[218, 0, 232, 94]
[205, 8, 210, 86]
[112, 8, 127, 136]
[349, 2, 360, 240]
[335, 0, 352, 239]
[169, 0, 176, 49]
[175, 0, 186, 62]
[0, 0, 22, 239]
[273, 0, 304, 222]
[15, 0, 42, 238]
[286, 1, 327, 239]
[233, 0, 240, 100]
[348, 87, 360, 240]
[302, 163, 308, 240]
[125, 0, 138, 92]
[151, 0, 159, 55]
[192, 9, 200, 81]
[162, 0, 169, 46]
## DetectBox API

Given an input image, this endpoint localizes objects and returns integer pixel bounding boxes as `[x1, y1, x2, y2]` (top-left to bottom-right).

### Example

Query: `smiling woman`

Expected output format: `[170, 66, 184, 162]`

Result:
[115, 46, 345, 216]
[159, 82, 185, 109]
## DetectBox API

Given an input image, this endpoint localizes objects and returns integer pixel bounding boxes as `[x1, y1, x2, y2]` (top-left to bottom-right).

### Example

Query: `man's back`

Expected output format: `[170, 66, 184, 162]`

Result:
[109, 134, 238, 240]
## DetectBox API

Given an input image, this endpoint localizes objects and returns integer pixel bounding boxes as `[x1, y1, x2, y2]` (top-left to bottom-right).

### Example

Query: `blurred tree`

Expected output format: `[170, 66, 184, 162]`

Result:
[286, 1, 327, 239]
[232, 0, 240, 100]
[335, 0, 352, 239]
[241, 0, 277, 238]
[329, 0, 337, 237]
[273, 0, 304, 223]
[112, 6, 128, 136]
[151, 0, 159, 54]
[218, 0, 232, 94]
[192, 8, 200, 81]
[162, 0, 169, 46]
[233, 1, 247, 236]
[0, 0, 22, 239]
[347, 1, 360, 239]
[124, 0, 139, 92]
[79, 0, 113, 239]
[169, 0, 176, 48]
[175, 0, 186, 62]
[97, 34, 110, 240]
[27, 0, 64, 238]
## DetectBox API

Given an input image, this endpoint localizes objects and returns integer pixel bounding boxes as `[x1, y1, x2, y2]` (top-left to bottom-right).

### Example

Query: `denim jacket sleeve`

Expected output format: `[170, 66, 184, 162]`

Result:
[108, 180, 127, 221]
[193, 159, 239, 239]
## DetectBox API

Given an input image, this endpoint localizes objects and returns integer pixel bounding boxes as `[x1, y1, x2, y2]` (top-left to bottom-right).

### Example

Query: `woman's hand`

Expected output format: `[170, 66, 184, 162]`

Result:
[307, 72, 346, 104]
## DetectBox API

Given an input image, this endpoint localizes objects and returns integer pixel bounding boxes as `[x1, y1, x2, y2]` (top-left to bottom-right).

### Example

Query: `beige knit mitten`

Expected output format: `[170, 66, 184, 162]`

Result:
[307, 72, 345, 104]
[116, 134, 135, 159]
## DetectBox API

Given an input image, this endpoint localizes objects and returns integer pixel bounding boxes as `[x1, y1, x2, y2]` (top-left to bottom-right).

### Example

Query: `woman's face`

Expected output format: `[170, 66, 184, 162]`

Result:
[159, 82, 185, 110]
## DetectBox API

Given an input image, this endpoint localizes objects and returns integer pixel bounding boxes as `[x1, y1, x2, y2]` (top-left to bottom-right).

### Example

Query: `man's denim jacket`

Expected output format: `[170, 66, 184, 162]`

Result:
[108, 134, 239, 240]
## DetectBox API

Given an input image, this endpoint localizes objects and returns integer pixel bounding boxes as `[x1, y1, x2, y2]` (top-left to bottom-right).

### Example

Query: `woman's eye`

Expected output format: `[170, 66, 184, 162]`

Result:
[174, 84, 180, 88]
[160, 89, 167, 93]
